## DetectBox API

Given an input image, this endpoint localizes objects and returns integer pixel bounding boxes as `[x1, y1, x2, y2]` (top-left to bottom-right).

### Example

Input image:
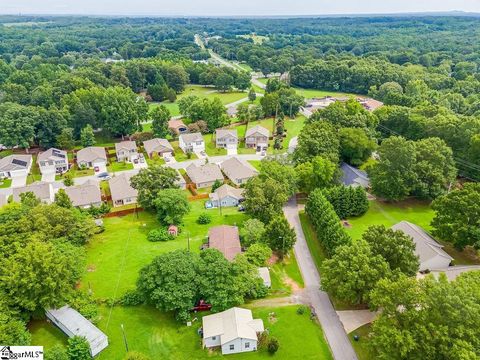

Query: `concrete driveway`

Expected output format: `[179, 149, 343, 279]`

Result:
[337, 310, 377, 334]
[41, 172, 56, 183]
[227, 147, 238, 155]
[10, 175, 27, 188]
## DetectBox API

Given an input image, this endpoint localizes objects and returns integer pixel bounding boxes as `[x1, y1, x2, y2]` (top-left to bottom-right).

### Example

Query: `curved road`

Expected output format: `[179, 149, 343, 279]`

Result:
[284, 197, 358, 360]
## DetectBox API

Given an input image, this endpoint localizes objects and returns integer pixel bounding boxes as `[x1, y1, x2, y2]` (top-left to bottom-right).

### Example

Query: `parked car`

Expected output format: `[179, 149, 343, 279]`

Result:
[97, 172, 111, 180]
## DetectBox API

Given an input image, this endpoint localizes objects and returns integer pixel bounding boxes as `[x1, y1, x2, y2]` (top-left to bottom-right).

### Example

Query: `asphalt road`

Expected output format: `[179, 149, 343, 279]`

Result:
[283, 197, 358, 360]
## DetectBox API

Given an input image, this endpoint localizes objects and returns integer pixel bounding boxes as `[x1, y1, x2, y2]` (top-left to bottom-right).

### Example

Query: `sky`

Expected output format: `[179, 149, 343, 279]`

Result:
[1, 0, 480, 16]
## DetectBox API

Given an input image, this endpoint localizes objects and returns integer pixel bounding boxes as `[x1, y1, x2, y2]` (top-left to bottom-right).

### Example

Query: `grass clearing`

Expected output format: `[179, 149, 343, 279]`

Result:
[293, 87, 360, 99]
[0, 178, 12, 188]
[203, 133, 227, 156]
[349, 323, 373, 360]
[107, 161, 134, 173]
[299, 211, 328, 273]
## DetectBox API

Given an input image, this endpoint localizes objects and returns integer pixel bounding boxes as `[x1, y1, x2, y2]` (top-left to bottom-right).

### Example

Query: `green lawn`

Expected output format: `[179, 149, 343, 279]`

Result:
[0, 178, 12, 188]
[31, 305, 332, 360]
[107, 161, 134, 173]
[349, 324, 373, 360]
[293, 87, 360, 99]
[204, 133, 227, 156]
[283, 116, 305, 149]
[171, 141, 198, 162]
[299, 211, 328, 274]
[248, 160, 262, 171]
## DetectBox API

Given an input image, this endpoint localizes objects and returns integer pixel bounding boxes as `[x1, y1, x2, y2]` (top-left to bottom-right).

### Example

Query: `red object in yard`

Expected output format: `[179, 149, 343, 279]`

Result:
[192, 300, 212, 312]
[94, 166, 99, 172]
[168, 225, 178, 237]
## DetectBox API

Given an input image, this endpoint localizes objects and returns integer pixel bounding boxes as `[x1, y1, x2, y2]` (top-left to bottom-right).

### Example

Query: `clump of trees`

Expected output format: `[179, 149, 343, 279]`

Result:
[178, 95, 229, 132]
[323, 185, 369, 219]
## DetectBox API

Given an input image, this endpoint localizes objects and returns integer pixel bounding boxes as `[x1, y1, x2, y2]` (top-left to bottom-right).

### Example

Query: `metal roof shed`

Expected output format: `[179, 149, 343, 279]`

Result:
[46, 305, 108, 357]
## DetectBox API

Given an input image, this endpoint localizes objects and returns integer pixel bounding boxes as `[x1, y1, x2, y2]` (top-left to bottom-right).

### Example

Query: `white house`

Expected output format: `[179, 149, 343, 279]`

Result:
[46, 305, 108, 357]
[76, 147, 108, 174]
[391, 221, 453, 272]
[115, 141, 138, 162]
[0, 154, 33, 179]
[258, 267, 271, 288]
[179, 133, 205, 154]
[202, 307, 264, 355]
[37, 148, 68, 175]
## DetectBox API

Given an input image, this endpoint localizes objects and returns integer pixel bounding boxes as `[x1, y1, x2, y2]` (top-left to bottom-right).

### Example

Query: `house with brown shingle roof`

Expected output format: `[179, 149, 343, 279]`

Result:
[208, 225, 242, 261]
[216, 129, 238, 149]
[109, 173, 138, 207]
[168, 119, 188, 135]
[143, 138, 174, 159]
[186, 163, 223, 189]
[245, 125, 269, 150]
[65, 180, 102, 209]
[221, 157, 258, 186]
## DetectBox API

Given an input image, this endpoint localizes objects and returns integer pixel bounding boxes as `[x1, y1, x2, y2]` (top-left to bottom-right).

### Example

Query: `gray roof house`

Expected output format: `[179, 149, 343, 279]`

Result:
[186, 163, 223, 189]
[76, 147, 107, 169]
[12, 182, 54, 204]
[179, 132, 205, 154]
[208, 225, 241, 261]
[115, 141, 138, 162]
[175, 169, 187, 189]
[216, 129, 238, 149]
[143, 138, 174, 158]
[245, 125, 269, 149]
[46, 305, 108, 357]
[221, 157, 258, 185]
[208, 184, 244, 208]
[391, 221, 453, 272]
[340, 163, 370, 188]
[202, 307, 264, 355]
[65, 180, 102, 209]
[37, 148, 68, 174]
[109, 173, 138, 207]
[0, 154, 33, 178]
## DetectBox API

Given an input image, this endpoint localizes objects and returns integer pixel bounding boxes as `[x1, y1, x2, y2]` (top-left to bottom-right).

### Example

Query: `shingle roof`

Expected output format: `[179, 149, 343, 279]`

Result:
[209, 184, 244, 202]
[109, 173, 138, 204]
[391, 221, 453, 270]
[208, 225, 241, 261]
[180, 132, 204, 144]
[168, 119, 187, 130]
[202, 307, 264, 345]
[186, 163, 223, 185]
[37, 148, 67, 163]
[340, 163, 370, 188]
[0, 154, 32, 172]
[76, 147, 107, 163]
[221, 157, 258, 181]
[216, 129, 238, 139]
[245, 125, 269, 138]
[143, 138, 173, 155]
[12, 182, 53, 203]
[65, 180, 102, 207]
[115, 141, 137, 153]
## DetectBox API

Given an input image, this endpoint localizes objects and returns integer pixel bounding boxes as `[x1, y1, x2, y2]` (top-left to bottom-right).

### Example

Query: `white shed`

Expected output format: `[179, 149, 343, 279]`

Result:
[258, 267, 271, 288]
[46, 305, 108, 357]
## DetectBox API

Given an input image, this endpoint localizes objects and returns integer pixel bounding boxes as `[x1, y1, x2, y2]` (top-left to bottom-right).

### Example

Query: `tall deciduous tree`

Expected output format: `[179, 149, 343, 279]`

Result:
[264, 215, 296, 257]
[80, 124, 96, 147]
[294, 121, 340, 164]
[150, 105, 170, 138]
[153, 189, 190, 225]
[339, 127, 377, 166]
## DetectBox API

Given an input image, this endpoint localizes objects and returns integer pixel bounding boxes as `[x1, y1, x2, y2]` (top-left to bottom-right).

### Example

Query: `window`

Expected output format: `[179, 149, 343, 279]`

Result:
[229, 345, 234, 350]
[245, 342, 250, 349]
[212, 336, 216, 340]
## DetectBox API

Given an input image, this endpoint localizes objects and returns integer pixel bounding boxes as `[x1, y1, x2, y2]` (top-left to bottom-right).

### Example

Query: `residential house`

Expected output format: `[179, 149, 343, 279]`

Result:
[168, 119, 188, 135]
[109, 173, 138, 207]
[65, 180, 102, 209]
[179, 133, 205, 154]
[37, 148, 68, 175]
[0, 154, 32, 179]
[216, 129, 238, 149]
[208, 225, 241, 261]
[340, 163, 370, 188]
[391, 221, 453, 272]
[12, 182, 54, 204]
[245, 125, 269, 150]
[358, 98, 384, 112]
[208, 184, 244, 208]
[46, 305, 108, 357]
[258, 267, 271, 288]
[76, 147, 107, 173]
[186, 163, 223, 189]
[143, 138, 174, 159]
[175, 169, 187, 189]
[202, 307, 264, 355]
[115, 141, 138, 162]
[221, 157, 258, 186]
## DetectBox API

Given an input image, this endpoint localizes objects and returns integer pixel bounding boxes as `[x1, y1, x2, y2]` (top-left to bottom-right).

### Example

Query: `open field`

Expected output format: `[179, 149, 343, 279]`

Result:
[237, 34, 269, 44]
[293, 87, 361, 99]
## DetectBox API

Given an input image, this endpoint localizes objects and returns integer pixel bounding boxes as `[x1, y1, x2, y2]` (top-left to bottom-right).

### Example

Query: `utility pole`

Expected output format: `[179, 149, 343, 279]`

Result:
[187, 231, 191, 252]
[121, 324, 129, 353]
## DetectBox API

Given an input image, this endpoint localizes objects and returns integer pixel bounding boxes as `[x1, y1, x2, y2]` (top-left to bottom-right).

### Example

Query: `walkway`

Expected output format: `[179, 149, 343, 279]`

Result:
[283, 197, 358, 360]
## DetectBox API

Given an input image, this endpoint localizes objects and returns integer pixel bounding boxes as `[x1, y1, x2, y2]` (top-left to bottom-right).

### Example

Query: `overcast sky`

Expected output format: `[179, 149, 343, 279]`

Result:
[1, 0, 479, 16]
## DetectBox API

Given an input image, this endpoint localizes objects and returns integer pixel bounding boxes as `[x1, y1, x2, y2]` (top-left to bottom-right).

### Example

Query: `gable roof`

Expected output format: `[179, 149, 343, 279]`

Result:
[77, 147, 107, 163]
[391, 221, 453, 269]
[0, 154, 32, 172]
[109, 173, 138, 203]
[221, 157, 258, 180]
[180, 132, 204, 144]
[340, 163, 370, 188]
[115, 141, 137, 153]
[209, 184, 244, 202]
[245, 125, 269, 138]
[143, 138, 173, 155]
[208, 225, 241, 261]
[186, 163, 223, 185]
[216, 129, 238, 140]
[12, 182, 53, 203]
[37, 148, 67, 163]
[202, 307, 264, 344]
[168, 119, 187, 130]
[65, 180, 102, 207]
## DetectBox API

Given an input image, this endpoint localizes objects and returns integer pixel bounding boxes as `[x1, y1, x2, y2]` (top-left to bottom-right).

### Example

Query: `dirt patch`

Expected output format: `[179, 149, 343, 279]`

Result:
[342, 220, 352, 228]
[267, 253, 279, 266]
[283, 276, 302, 294]
[87, 264, 96, 272]
[268, 312, 278, 324]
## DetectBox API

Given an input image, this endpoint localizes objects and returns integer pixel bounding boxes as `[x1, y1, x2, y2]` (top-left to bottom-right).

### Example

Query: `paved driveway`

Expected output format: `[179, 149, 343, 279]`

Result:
[10, 175, 27, 188]
[283, 197, 358, 360]
[227, 147, 238, 155]
[41, 172, 56, 183]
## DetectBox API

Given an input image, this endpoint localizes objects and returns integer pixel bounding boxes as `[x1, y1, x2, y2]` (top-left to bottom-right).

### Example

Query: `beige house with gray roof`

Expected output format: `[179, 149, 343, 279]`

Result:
[65, 180, 102, 209]
[109, 173, 138, 207]
[143, 138, 174, 159]
[245, 125, 269, 150]
[186, 163, 223, 189]
[76, 147, 107, 170]
[202, 307, 264, 355]
[115, 141, 138, 162]
[12, 182, 54, 204]
[216, 129, 238, 149]
[221, 157, 258, 185]
[208, 184, 244, 208]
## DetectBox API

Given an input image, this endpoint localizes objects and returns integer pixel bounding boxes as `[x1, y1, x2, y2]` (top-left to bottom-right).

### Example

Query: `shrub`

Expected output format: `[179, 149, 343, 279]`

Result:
[120, 290, 145, 306]
[86, 203, 111, 218]
[245, 243, 272, 266]
[147, 228, 174, 242]
[323, 185, 369, 219]
[267, 337, 280, 354]
[124, 352, 151, 360]
[67, 336, 92, 360]
[296, 305, 307, 315]
[197, 213, 212, 225]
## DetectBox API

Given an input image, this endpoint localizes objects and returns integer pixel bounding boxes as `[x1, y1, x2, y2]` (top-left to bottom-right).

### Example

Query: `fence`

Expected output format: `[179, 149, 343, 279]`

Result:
[104, 207, 144, 218]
